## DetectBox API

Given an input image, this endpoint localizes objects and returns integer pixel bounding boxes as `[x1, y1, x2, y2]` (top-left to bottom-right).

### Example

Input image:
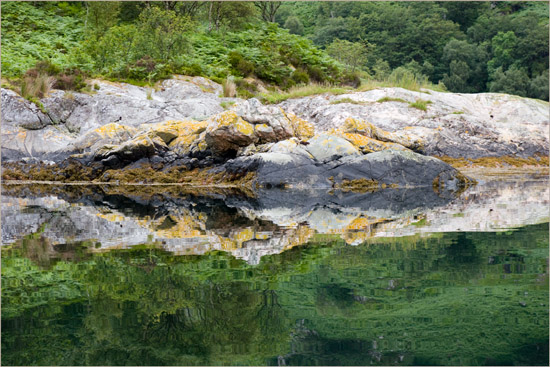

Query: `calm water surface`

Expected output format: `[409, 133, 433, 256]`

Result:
[1, 172, 548, 366]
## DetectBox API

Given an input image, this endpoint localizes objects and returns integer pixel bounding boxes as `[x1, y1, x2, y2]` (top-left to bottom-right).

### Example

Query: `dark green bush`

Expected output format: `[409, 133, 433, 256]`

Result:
[236, 58, 255, 77]
[179, 63, 205, 77]
[338, 70, 361, 88]
[34, 60, 61, 76]
[291, 69, 310, 84]
[306, 65, 327, 83]
[55, 68, 87, 91]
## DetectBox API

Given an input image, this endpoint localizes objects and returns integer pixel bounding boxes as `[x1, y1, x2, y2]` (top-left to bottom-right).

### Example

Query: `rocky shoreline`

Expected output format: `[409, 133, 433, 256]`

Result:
[2, 76, 548, 198]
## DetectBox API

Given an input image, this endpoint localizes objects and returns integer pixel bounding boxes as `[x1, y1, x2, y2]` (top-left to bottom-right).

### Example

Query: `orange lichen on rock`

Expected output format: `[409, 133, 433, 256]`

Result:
[284, 111, 315, 139]
[341, 133, 409, 153]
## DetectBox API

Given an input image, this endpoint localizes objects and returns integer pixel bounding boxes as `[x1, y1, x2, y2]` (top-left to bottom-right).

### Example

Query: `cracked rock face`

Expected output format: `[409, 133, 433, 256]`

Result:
[1, 77, 239, 161]
[278, 88, 549, 158]
[3, 81, 547, 163]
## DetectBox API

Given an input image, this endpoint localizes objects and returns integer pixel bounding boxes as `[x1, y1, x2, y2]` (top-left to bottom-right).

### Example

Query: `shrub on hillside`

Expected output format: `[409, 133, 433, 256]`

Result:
[291, 69, 310, 84]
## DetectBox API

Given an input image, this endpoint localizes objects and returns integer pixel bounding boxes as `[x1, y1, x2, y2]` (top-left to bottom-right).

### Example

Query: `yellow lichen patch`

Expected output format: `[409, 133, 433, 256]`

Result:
[286, 112, 315, 139]
[282, 225, 315, 251]
[148, 120, 201, 144]
[197, 140, 208, 151]
[207, 110, 254, 136]
[255, 232, 271, 240]
[342, 133, 409, 153]
[342, 231, 373, 245]
[337, 178, 381, 193]
[96, 213, 126, 223]
[154, 218, 204, 239]
[231, 227, 255, 246]
[340, 117, 375, 137]
[255, 123, 272, 133]
[345, 216, 387, 230]
[16, 130, 27, 142]
[235, 117, 254, 136]
[209, 110, 239, 128]
[95, 123, 138, 139]
[169, 133, 201, 156]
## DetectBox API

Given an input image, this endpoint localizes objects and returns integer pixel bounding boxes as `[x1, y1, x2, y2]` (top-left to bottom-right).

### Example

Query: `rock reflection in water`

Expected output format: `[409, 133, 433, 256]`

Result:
[1, 172, 548, 264]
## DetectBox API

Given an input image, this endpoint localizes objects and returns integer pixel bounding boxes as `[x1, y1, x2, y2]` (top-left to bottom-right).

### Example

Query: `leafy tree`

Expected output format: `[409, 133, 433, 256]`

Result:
[442, 60, 471, 92]
[313, 16, 361, 46]
[85, 1, 120, 37]
[326, 39, 369, 72]
[488, 66, 530, 97]
[135, 7, 192, 61]
[528, 71, 549, 100]
[437, 1, 490, 32]
[487, 31, 519, 75]
[254, 1, 282, 23]
[207, 1, 257, 32]
[442, 39, 489, 92]
[174, 1, 205, 19]
[372, 59, 390, 80]
[284, 16, 304, 36]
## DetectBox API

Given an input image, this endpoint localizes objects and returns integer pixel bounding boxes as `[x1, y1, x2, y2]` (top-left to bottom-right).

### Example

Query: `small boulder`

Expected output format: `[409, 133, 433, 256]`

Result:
[95, 131, 168, 165]
[205, 110, 257, 154]
[305, 133, 361, 162]
[72, 123, 138, 154]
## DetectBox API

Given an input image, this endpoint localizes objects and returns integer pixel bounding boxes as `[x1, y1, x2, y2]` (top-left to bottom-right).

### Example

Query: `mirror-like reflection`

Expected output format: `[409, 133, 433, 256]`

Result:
[2, 173, 548, 264]
[1, 172, 548, 365]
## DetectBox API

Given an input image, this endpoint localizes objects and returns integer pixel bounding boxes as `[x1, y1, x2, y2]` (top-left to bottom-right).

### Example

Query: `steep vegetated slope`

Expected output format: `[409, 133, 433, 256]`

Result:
[2, 1, 548, 100]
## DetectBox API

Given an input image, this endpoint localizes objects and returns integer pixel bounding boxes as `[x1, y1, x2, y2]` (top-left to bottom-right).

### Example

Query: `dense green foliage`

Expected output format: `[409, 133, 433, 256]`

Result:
[2, 223, 548, 365]
[276, 1, 549, 99]
[1, 1, 548, 99]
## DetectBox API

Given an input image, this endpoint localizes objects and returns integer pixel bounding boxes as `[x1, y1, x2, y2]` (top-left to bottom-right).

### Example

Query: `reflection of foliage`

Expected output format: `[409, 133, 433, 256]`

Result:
[2, 223, 549, 365]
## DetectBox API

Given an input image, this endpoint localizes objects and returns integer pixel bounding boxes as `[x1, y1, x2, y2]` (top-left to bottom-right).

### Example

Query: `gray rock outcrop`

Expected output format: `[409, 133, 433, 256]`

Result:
[279, 88, 549, 158]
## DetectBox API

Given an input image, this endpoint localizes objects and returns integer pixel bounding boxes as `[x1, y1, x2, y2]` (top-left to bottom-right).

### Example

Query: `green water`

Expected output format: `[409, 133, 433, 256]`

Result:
[2, 223, 548, 366]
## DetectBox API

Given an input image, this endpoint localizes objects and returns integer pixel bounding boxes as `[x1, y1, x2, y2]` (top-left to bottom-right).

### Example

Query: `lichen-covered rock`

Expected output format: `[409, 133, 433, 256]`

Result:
[94, 131, 168, 167]
[146, 119, 207, 152]
[71, 123, 138, 155]
[231, 98, 295, 140]
[341, 133, 410, 153]
[286, 111, 314, 140]
[1, 88, 53, 130]
[205, 110, 257, 154]
[339, 116, 377, 137]
[305, 133, 361, 162]
[279, 88, 549, 158]
[1, 76, 236, 161]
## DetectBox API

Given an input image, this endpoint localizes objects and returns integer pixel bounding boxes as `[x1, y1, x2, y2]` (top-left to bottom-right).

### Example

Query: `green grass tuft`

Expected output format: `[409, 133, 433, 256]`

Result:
[409, 99, 432, 111]
[377, 96, 407, 103]
[220, 101, 236, 110]
[259, 83, 350, 104]
[330, 97, 369, 105]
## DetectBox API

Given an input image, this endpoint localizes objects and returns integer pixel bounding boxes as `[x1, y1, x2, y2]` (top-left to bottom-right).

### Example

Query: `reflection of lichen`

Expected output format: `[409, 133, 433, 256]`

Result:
[336, 178, 383, 193]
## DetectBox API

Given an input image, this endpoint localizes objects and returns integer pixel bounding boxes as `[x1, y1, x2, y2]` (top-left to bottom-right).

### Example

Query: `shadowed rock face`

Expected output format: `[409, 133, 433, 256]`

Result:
[224, 149, 470, 195]
[2, 171, 547, 264]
